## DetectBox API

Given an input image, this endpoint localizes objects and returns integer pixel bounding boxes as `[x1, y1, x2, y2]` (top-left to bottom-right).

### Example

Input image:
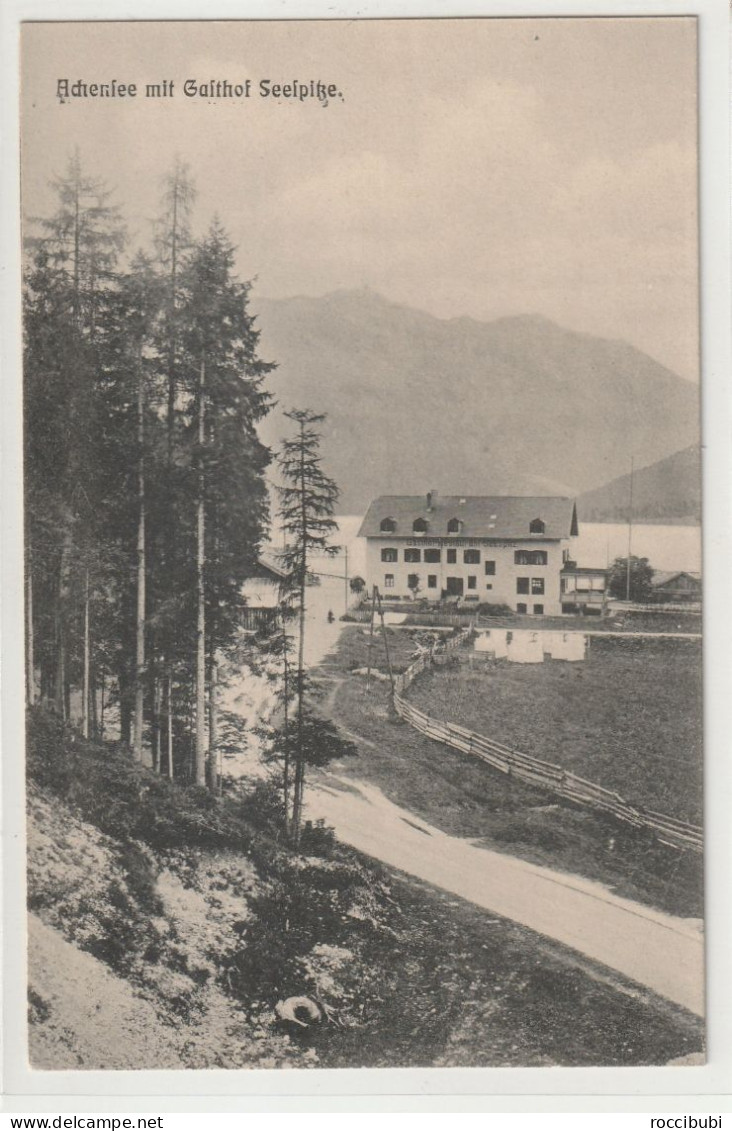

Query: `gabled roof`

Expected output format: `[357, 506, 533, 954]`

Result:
[254, 552, 289, 581]
[651, 570, 701, 588]
[358, 495, 577, 540]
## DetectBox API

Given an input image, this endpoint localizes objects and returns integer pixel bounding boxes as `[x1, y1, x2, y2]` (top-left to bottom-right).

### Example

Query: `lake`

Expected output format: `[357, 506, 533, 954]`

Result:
[315, 517, 702, 576]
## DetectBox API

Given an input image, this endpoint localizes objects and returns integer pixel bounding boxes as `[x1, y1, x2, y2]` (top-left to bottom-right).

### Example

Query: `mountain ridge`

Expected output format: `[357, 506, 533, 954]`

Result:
[577, 445, 701, 525]
[254, 290, 699, 513]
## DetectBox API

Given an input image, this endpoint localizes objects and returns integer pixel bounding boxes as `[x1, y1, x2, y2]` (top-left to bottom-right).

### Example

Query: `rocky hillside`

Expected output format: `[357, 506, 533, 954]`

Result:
[577, 444, 701, 524]
[26, 708, 703, 1069]
[254, 290, 699, 511]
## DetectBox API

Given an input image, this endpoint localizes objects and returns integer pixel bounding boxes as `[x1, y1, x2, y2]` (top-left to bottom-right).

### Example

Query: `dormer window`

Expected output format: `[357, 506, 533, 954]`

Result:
[447, 517, 462, 534]
[529, 517, 545, 535]
[412, 517, 429, 534]
[380, 517, 396, 533]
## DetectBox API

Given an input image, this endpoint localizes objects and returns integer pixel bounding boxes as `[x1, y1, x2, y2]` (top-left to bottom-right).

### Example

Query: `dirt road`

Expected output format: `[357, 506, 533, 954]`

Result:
[305, 776, 704, 1017]
[298, 607, 704, 1018]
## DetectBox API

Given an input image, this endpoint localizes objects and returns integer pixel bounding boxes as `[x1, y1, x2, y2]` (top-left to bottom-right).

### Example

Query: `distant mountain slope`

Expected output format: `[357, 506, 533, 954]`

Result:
[577, 445, 701, 524]
[254, 290, 699, 512]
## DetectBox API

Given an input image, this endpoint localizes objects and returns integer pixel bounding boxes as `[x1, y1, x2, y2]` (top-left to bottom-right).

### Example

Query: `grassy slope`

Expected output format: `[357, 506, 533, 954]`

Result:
[324, 628, 703, 919]
[409, 637, 703, 823]
[26, 706, 702, 1067]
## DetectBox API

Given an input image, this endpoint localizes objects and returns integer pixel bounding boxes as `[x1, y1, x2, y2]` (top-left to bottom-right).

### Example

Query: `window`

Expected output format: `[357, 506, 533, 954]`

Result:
[516, 577, 530, 594]
[529, 518, 545, 535]
[514, 550, 547, 566]
[484, 560, 496, 575]
[531, 577, 545, 595]
[533, 603, 544, 615]
[427, 574, 437, 589]
[384, 574, 394, 588]
[447, 517, 462, 534]
[464, 549, 480, 564]
[404, 548, 421, 563]
[516, 602, 527, 614]
[485, 582, 493, 590]
[412, 517, 429, 534]
[467, 576, 477, 590]
[381, 547, 397, 562]
[446, 549, 457, 564]
[380, 517, 396, 533]
[424, 548, 441, 563]
[407, 573, 419, 590]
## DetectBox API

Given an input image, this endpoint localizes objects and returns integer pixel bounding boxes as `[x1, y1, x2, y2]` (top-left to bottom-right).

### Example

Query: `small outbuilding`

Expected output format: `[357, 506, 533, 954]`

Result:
[650, 570, 702, 603]
[240, 553, 289, 631]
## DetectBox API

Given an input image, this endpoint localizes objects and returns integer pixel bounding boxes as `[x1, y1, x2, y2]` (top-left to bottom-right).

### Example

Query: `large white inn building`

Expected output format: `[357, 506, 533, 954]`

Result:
[359, 491, 580, 616]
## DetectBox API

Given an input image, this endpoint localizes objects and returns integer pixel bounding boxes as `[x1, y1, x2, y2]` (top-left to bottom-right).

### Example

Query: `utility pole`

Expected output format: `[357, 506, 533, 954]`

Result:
[375, 587, 395, 697]
[344, 545, 349, 616]
[366, 586, 377, 692]
[626, 455, 634, 602]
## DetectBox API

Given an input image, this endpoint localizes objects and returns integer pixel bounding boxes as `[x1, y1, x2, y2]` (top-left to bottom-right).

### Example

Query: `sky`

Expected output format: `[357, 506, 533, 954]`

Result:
[21, 17, 699, 381]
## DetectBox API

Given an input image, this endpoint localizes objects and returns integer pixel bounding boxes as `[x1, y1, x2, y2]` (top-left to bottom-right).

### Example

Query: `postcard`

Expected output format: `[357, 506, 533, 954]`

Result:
[4, 5, 731, 1111]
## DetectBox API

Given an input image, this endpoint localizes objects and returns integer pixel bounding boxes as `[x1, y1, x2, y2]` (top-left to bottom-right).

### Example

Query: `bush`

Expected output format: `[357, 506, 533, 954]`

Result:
[219, 857, 377, 1003]
[26, 706, 254, 853]
[299, 819, 336, 857]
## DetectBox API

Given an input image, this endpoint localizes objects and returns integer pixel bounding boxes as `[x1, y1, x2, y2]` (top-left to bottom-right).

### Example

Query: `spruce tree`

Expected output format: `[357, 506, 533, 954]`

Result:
[152, 161, 197, 774]
[24, 153, 125, 723]
[176, 222, 274, 786]
[277, 410, 339, 841]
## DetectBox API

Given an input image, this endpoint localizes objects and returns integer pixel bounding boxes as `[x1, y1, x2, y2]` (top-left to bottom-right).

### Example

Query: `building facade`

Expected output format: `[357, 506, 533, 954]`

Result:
[560, 565, 609, 615]
[240, 553, 288, 632]
[650, 570, 702, 603]
[359, 492, 579, 616]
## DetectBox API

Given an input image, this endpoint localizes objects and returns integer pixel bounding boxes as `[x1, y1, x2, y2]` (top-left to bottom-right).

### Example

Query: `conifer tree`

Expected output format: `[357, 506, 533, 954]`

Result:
[24, 153, 124, 722]
[152, 161, 197, 774]
[177, 222, 274, 786]
[277, 410, 339, 841]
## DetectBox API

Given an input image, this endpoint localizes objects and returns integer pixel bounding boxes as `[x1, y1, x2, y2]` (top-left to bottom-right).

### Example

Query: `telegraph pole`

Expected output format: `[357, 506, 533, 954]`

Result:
[344, 545, 349, 616]
[366, 587, 377, 692]
[375, 587, 395, 697]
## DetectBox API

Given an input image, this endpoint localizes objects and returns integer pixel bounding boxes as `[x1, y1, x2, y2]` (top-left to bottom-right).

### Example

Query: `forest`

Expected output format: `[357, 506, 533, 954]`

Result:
[23, 153, 334, 831]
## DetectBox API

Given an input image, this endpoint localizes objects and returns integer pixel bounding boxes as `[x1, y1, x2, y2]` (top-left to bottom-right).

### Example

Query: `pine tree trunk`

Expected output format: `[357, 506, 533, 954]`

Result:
[55, 531, 72, 721]
[26, 540, 35, 706]
[133, 347, 146, 762]
[55, 579, 64, 717]
[90, 669, 99, 739]
[151, 670, 161, 773]
[166, 179, 179, 468]
[208, 654, 219, 793]
[194, 355, 207, 786]
[281, 616, 290, 826]
[165, 674, 174, 779]
[163, 187, 179, 782]
[82, 568, 90, 738]
[119, 672, 133, 747]
[292, 422, 308, 844]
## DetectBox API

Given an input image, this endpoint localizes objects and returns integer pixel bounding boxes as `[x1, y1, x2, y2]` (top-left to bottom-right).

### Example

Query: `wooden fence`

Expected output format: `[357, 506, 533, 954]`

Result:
[391, 631, 703, 855]
[347, 608, 479, 628]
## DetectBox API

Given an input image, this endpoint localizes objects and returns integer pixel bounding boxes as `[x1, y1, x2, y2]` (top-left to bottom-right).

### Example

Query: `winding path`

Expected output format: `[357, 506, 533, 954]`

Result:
[298, 586, 704, 1018]
[305, 775, 704, 1016]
